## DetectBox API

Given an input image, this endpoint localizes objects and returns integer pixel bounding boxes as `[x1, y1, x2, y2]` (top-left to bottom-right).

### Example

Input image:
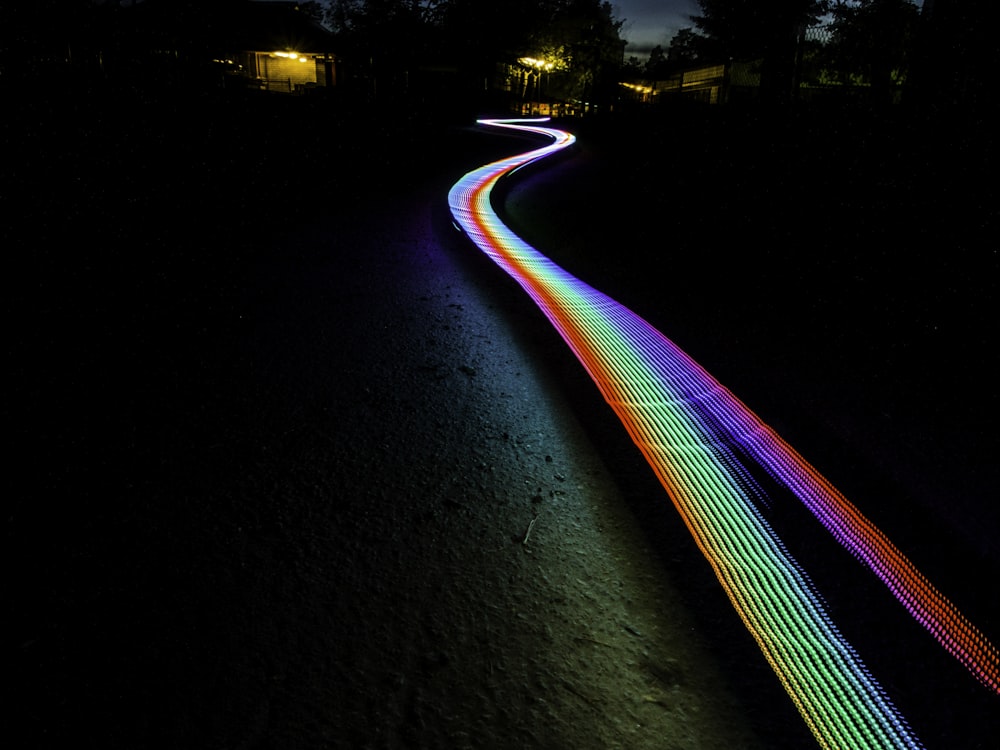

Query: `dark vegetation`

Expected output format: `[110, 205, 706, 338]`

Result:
[3, 1, 990, 113]
[635, 0, 990, 112]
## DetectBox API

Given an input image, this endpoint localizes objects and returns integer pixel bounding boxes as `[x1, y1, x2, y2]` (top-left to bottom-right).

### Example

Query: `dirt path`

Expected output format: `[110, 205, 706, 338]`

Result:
[11, 113, 804, 748]
[146, 186, 790, 749]
[13, 98, 995, 748]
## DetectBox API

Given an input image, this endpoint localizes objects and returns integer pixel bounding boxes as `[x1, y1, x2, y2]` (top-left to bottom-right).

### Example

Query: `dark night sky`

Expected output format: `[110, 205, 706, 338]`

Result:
[614, 0, 699, 55]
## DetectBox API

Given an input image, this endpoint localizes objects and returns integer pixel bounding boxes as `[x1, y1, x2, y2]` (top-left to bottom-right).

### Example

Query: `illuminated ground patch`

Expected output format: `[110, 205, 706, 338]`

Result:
[448, 118, 999, 750]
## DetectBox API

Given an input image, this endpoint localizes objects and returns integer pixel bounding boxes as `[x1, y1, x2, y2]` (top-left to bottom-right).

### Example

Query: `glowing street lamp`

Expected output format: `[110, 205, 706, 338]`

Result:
[518, 56, 560, 111]
[272, 51, 309, 63]
[518, 56, 554, 72]
[619, 81, 653, 102]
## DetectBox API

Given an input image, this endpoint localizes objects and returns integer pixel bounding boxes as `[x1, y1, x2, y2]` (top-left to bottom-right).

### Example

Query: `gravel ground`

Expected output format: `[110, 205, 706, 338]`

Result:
[8, 89, 996, 749]
[8, 91, 802, 749]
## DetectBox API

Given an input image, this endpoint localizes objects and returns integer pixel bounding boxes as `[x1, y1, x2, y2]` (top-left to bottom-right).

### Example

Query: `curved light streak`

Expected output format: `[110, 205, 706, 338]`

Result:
[449, 118, 1000, 749]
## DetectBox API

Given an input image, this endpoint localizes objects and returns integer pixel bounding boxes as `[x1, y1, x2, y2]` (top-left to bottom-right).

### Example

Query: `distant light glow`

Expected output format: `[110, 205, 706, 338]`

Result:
[519, 56, 555, 71]
[449, 118, 1000, 749]
[620, 81, 653, 94]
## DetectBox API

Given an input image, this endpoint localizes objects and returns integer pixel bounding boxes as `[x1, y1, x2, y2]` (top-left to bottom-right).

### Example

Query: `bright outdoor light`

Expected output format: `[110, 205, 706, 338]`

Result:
[449, 118, 999, 750]
[519, 56, 555, 71]
[620, 82, 652, 95]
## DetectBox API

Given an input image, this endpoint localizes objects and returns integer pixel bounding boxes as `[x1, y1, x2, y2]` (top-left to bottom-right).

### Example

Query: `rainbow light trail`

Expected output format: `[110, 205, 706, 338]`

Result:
[448, 118, 1000, 749]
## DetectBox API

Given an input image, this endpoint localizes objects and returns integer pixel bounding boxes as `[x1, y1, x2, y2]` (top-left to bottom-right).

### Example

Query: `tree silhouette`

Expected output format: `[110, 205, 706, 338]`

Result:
[528, 0, 625, 107]
[297, 1, 329, 26]
[692, 0, 824, 102]
[910, 0, 990, 113]
[666, 28, 707, 65]
[827, 0, 920, 105]
[439, 0, 551, 62]
[326, 0, 625, 109]
[328, 0, 441, 97]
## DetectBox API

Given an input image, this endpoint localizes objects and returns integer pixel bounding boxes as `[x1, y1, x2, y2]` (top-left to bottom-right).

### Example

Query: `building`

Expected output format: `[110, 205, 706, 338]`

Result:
[228, 2, 337, 94]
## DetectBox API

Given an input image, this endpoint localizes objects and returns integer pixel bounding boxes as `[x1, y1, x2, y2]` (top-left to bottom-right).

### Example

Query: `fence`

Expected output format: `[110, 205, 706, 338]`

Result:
[649, 22, 909, 106]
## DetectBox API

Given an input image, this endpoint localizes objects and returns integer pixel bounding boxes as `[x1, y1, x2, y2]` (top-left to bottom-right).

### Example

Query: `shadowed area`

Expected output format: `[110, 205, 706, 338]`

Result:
[5, 1, 997, 744]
